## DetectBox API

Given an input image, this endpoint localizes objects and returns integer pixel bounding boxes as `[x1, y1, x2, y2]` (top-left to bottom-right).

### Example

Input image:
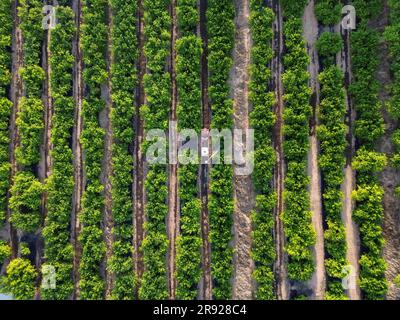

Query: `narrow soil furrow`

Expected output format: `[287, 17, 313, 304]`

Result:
[302, 0, 326, 300]
[372, 0, 400, 300]
[103, 4, 114, 299]
[231, 0, 254, 300]
[271, 0, 289, 301]
[35, 9, 53, 299]
[8, 0, 23, 259]
[199, 0, 212, 301]
[71, 0, 84, 300]
[134, 0, 145, 296]
[167, 0, 178, 300]
[339, 7, 361, 300]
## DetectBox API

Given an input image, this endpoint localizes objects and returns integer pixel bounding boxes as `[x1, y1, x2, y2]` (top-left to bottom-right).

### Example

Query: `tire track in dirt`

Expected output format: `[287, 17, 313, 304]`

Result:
[102, 3, 114, 299]
[8, 0, 23, 260]
[338, 0, 361, 299]
[271, 0, 289, 301]
[72, 0, 84, 300]
[134, 0, 145, 297]
[231, 0, 254, 300]
[36, 1, 54, 299]
[302, 0, 326, 300]
[199, 0, 212, 300]
[167, 0, 178, 300]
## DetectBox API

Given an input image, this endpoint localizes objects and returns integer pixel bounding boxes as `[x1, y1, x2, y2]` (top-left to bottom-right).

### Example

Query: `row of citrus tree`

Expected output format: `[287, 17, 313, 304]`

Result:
[314, 0, 348, 300]
[175, 0, 202, 300]
[42, 0, 75, 300]
[386, 2, 400, 182]
[386, 0, 400, 290]
[280, 0, 316, 284]
[79, 0, 108, 299]
[249, 0, 276, 300]
[207, 0, 235, 300]
[350, 0, 388, 299]
[2, 0, 44, 300]
[0, 0, 12, 227]
[0, 0, 14, 293]
[109, 0, 137, 300]
[10, 0, 44, 233]
[139, 0, 171, 300]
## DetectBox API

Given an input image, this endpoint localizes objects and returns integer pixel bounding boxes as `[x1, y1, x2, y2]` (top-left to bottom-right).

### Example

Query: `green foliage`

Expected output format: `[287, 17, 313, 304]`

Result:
[19, 242, 30, 257]
[282, 16, 315, 282]
[352, 0, 381, 24]
[316, 32, 343, 61]
[20, 65, 45, 98]
[140, 168, 169, 299]
[0, 240, 11, 263]
[358, 254, 387, 299]
[353, 148, 387, 174]
[314, 0, 342, 25]
[13, 0, 44, 240]
[19, 0, 44, 99]
[18, 0, 43, 68]
[385, 1, 400, 173]
[0, 98, 12, 225]
[318, 63, 348, 298]
[9, 171, 43, 233]
[385, 0, 400, 104]
[350, 7, 387, 299]
[42, 4, 75, 300]
[325, 282, 348, 300]
[249, 0, 275, 300]
[207, 0, 235, 299]
[281, 0, 308, 18]
[394, 274, 400, 288]
[350, 30, 385, 148]
[79, 0, 108, 299]
[0, 0, 12, 225]
[352, 182, 387, 299]
[0, 0, 12, 95]
[175, 0, 202, 300]
[0, 258, 37, 300]
[109, 0, 137, 300]
[15, 98, 44, 167]
[139, 0, 171, 300]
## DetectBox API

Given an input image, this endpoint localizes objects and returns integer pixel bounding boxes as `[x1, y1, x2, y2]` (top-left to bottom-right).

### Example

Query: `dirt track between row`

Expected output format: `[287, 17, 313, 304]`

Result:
[303, 0, 326, 300]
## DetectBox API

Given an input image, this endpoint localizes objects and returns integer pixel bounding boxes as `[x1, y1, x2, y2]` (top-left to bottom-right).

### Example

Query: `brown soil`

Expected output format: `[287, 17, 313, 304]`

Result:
[302, 0, 326, 300]
[102, 3, 115, 299]
[167, 0, 178, 300]
[199, 0, 212, 300]
[371, 0, 400, 300]
[337, 14, 361, 300]
[71, 0, 84, 300]
[271, 0, 289, 300]
[134, 0, 146, 297]
[231, 0, 254, 300]
[8, 0, 23, 260]
[35, 9, 53, 300]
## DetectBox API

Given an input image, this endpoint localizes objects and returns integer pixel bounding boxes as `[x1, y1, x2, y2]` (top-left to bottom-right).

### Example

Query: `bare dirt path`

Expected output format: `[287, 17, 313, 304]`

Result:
[35, 3, 53, 298]
[167, 0, 178, 300]
[199, 0, 212, 301]
[72, 0, 84, 300]
[8, 0, 23, 259]
[102, 3, 115, 299]
[271, 0, 289, 300]
[134, 0, 146, 297]
[231, 0, 254, 300]
[337, 9, 361, 299]
[370, 0, 400, 300]
[302, 0, 326, 300]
